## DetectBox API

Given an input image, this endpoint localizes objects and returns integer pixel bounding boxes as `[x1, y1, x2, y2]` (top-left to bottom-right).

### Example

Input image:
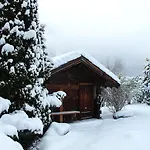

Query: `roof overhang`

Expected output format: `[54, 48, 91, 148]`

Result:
[51, 56, 120, 87]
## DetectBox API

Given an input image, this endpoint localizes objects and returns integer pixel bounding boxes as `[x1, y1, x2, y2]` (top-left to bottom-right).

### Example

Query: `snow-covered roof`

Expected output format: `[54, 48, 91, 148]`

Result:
[52, 51, 120, 84]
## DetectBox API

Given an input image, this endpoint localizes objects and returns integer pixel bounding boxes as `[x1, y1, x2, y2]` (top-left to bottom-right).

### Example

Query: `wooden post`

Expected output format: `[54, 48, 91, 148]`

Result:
[60, 105, 63, 122]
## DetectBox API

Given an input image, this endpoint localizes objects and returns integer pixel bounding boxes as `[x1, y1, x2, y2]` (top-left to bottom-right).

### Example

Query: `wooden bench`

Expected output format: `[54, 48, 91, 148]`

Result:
[50, 111, 80, 122]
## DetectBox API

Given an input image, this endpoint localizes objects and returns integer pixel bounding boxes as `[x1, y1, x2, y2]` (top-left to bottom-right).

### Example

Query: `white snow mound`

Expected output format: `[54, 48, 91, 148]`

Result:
[51, 122, 70, 136]
[1, 110, 43, 134]
[1, 43, 15, 55]
[0, 133, 23, 150]
[0, 97, 11, 114]
[24, 30, 36, 40]
[0, 121, 18, 138]
[113, 109, 134, 119]
[0, 2, 4, 9]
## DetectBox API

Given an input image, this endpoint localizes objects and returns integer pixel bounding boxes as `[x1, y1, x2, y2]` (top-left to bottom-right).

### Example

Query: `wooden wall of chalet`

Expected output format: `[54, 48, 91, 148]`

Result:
[45, 60, 119, 122]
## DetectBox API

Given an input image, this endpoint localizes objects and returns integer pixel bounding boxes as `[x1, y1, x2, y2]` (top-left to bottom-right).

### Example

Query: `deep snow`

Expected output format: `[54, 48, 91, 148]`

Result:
[0, 133, 23, 150]
[39, 104, 150, 150]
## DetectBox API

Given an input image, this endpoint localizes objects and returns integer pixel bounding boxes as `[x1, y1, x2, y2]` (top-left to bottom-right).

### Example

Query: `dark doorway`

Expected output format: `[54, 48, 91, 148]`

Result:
[63, 89, 79, 122]
[63, 89, 79, 111]
[79, 85, 93, 119]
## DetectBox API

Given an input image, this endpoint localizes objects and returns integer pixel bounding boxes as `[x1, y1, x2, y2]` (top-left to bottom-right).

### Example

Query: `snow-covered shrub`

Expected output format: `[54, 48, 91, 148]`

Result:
[98, 75, 143, 116]
[101, 87, 127, 113]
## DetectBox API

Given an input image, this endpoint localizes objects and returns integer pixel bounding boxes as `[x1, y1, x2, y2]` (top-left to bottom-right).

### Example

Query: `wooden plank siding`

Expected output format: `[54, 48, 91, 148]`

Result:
[46, 84, 79, 90]
[45, 55, 120, 122]
[79, 85, 94, 119]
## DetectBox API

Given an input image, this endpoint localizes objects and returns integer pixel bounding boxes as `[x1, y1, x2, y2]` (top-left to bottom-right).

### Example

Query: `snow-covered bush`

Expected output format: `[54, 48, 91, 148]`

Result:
[98, 75, 143, 115]
[101, 87, 127, 113]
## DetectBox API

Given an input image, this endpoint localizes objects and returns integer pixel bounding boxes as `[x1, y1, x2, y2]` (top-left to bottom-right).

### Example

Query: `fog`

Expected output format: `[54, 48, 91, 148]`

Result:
[39, 0, 150, 76]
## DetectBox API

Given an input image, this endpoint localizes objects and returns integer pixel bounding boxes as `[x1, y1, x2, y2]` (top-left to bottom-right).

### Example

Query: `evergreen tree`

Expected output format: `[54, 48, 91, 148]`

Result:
[143, 58, 150, 105]
[132, 75, 144, 103]
[0, 0, 59, 125]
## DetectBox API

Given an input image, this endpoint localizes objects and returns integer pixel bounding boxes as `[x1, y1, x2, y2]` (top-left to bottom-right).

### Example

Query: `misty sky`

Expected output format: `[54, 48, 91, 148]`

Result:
[38, 0, 150, 76]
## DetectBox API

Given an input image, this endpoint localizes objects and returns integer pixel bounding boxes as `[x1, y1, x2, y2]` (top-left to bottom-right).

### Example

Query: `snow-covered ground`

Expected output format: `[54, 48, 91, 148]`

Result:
[39, 104, 150, 150]
[0, 132, 23, 150]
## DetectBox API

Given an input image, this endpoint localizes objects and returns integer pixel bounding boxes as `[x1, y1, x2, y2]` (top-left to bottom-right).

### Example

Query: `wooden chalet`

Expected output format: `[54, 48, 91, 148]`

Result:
[45, 51, 120, 122]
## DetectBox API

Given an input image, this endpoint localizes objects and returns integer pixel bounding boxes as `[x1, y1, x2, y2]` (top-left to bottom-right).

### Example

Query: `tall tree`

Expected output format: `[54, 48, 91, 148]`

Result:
[0, 0, 61, 125]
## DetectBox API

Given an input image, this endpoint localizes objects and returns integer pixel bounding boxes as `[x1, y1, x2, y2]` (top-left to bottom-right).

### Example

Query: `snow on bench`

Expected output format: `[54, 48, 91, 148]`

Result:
[50, 111, 80, 123]
[50, 111, 80, 116]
